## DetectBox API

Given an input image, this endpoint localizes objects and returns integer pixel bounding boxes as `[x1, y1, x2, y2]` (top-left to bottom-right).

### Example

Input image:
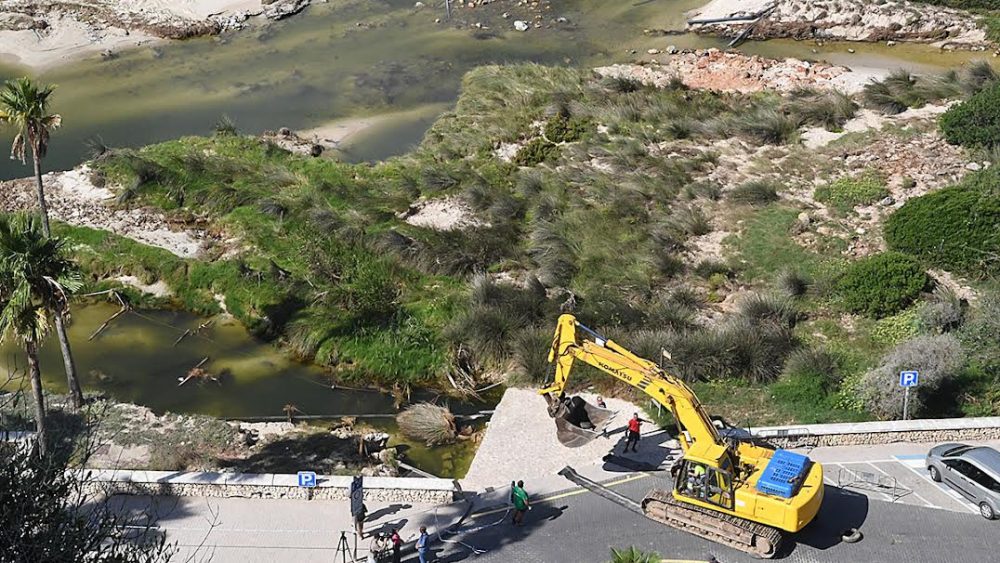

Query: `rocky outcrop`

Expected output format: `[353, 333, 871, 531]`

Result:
[594, 49, 868, 94]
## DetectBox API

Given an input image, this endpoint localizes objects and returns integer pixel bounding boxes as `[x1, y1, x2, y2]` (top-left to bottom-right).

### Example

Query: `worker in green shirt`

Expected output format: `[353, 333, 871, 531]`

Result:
[511, 480, 530, 526]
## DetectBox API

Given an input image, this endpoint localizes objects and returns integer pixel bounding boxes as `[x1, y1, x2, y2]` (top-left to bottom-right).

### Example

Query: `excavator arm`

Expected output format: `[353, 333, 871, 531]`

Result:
[539, 313, 721, 453]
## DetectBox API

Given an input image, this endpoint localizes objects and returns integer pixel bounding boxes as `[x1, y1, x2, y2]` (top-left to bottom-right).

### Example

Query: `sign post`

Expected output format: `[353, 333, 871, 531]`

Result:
[899, 370, 919, 420]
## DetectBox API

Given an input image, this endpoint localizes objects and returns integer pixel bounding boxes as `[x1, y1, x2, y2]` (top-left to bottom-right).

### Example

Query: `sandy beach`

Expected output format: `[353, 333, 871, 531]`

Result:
[0, 0, 309, 72]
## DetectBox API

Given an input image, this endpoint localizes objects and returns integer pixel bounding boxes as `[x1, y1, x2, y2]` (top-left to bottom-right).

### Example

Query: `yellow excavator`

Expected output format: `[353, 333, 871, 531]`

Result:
[539, 314, 824, 558]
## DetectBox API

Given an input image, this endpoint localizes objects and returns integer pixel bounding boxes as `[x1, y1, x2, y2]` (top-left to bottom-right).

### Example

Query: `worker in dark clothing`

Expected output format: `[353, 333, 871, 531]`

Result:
[624, 412, 649, 453]
[390, 528, 402, 563]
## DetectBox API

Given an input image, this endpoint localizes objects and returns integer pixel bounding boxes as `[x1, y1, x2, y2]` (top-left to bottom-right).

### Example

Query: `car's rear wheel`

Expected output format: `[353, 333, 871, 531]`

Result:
[929, 465, 941, 482]
[980, 503, 996, 520]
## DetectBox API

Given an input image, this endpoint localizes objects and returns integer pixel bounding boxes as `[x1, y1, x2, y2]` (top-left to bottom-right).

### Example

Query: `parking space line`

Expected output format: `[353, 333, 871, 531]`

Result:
[894, 457, 978, 514]
[861, 463, 898, 502]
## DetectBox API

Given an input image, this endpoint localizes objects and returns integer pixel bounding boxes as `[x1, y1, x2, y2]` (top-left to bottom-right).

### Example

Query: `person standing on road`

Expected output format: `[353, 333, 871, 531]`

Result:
[416, 526, 430, 563]
[354, 503, 368, 539]
[512, 480, 530, 526]
[624, 412, 648, 453]
[390, 528, 402, 563]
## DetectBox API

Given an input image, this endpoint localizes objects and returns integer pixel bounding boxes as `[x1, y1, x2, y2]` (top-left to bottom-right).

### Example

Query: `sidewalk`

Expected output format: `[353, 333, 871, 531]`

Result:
[114, 493, 472, 563]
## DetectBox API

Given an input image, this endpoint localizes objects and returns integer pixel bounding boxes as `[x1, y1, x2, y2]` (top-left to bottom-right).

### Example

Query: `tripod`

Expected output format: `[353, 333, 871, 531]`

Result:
[335, 530, 357, 563]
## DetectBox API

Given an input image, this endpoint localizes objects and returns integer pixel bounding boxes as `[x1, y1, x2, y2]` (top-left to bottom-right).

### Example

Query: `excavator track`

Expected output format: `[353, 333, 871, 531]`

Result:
[641, 489, 783, 559]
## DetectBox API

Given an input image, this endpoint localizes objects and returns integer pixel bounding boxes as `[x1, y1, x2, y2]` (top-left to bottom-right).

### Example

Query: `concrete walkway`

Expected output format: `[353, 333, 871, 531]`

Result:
[462, 389, 670, 490]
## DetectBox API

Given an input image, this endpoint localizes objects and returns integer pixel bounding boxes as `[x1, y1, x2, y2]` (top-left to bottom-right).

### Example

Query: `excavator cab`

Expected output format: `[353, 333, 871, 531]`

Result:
[545, 393, 615, 448]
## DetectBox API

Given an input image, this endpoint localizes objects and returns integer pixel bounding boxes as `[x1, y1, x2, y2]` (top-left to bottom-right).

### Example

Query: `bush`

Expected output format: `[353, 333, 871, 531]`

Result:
[919, 286, 965, 333]
[940, 81, 1000, 148]
[860, 334, 965, 419]
[884, 170, 1000, 278]
[959, 291, 1000, 361]
[513, 138, 559, 166]
[397, 403, 457, 445]
[727, 180, 780, 206]
[543, 115, 590, 143]
[814, 171, 888, 212]
[835, 252, 929, 318]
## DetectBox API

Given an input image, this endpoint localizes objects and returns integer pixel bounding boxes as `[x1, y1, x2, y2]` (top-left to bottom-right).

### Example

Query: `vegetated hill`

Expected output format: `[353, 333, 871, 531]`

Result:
[74, 60, 1000, 425]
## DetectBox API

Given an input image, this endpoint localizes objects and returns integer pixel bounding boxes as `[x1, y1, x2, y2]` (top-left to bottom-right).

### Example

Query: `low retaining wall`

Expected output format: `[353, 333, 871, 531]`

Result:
[81, 470, 457, 504]
[730, 417, 1000, 448]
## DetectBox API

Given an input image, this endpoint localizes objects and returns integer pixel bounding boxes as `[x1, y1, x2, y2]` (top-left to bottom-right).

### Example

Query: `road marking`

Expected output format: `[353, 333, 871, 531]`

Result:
[894, 456, 978, 514]
[865, 462, 941, 508]
[470, 473, 651, 519]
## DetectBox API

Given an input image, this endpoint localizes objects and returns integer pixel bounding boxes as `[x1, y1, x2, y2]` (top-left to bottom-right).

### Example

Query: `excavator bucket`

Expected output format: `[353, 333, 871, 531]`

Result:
[546, 394, 615, 448]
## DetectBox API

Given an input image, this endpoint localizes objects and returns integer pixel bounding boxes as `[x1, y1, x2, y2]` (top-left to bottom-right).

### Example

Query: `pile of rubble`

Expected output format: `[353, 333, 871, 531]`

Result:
[595, 48, 866, 93]
[689, 0, 990, 50]
[0, 0, 314, 39]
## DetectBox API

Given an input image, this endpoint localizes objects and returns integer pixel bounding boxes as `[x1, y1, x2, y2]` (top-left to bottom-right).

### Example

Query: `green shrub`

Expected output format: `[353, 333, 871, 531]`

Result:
[884, 170, 1000, 278]
[940, 81, 1000, 148]
[727, 180, 780, 206]
[814, 171, 888, 213]
[513, 138, 559, 166]
[835, 252, 929, 318]
[543, 115, 590, 143]
[871, 308, 921, 346]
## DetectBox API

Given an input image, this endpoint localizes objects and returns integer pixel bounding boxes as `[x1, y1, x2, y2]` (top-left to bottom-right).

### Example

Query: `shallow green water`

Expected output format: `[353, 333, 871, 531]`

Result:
[0, 302, 493, 476]
[0, 0, 988, 179]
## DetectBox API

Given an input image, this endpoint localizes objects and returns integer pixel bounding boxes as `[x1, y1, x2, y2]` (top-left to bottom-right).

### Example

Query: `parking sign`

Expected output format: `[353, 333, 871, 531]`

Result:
[899, 370, 919, 388]
[297, 471, 317, 488]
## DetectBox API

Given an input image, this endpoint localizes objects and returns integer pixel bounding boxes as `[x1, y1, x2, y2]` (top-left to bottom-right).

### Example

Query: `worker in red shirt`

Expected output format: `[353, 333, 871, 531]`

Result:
[624, 412, 649, 453]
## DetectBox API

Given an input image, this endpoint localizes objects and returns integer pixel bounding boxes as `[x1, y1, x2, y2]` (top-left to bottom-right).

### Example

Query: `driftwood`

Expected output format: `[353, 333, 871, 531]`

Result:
[172, 329, 191, 347]
[687, 2, 776, 26]
[88, 307, 128, 341]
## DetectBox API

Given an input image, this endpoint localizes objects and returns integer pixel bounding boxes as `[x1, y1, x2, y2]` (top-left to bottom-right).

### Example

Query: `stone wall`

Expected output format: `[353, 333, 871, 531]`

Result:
[728, 417, 1000, 449]
[79, 470, 457, 504]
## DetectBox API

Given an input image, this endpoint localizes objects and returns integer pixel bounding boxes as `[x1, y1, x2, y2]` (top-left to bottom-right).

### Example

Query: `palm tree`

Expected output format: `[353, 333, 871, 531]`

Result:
[0, 213, 82, 454]
[609, 547, 661, 563]
[0, 77, 83, 409]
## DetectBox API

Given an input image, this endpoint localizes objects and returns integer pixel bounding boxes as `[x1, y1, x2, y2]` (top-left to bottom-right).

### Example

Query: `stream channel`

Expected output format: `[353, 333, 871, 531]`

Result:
[0, 0, 992, 477]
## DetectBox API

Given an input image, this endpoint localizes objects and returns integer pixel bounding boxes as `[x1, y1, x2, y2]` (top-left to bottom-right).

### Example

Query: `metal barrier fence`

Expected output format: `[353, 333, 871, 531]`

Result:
[837, 466, 911, 501]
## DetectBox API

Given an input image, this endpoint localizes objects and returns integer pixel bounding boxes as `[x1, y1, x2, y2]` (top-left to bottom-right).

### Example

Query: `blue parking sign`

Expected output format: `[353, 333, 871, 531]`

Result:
[899, 370, 919, 387]
[297, 471, 317, 488]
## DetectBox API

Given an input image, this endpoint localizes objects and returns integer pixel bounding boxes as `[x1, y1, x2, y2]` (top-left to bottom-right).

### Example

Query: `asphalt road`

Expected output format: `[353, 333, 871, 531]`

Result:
[416, 473, 998, 563]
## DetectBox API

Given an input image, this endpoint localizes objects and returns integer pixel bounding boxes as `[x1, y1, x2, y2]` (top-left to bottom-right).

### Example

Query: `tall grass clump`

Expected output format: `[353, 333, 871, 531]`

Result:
[727, 180, 780, 206]
[784, 89, 858, 131]
[733, 107, 799, 145]
[397, 403, 457, 446]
